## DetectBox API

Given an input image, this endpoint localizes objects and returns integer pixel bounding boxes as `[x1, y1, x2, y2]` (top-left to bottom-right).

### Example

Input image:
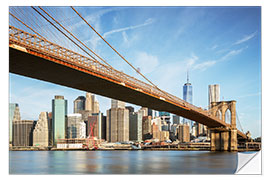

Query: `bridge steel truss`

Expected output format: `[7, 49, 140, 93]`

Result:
[9, 26, 247, 142]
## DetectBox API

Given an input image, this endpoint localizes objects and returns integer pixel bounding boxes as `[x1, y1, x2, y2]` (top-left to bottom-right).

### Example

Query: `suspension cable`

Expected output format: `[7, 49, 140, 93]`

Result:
[9, 12, 44, 38]
[71, 6, 177, 103]
[37, 6, 114, 68]
[31, 6, 99, 62]
[236, 111, 244, 132]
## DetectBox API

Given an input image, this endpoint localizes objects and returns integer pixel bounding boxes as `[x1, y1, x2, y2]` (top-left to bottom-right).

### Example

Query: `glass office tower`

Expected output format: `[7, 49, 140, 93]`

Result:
[52, 95, 67, 145]
[73, 96, 86, 113]
[183, 73, 193, 131]
[9, 103, 21, 143]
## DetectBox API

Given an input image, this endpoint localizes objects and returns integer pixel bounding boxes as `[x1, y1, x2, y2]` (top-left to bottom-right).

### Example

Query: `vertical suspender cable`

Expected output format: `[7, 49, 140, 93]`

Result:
[37, 7, 114, 69]
[71, 6, 177, 103]
[31, 6, 99, 63]
[9, 12, 44, 38]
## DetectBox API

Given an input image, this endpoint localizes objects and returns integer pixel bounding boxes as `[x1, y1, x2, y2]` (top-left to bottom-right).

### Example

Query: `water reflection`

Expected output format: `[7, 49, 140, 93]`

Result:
[9, 150, 238, 174]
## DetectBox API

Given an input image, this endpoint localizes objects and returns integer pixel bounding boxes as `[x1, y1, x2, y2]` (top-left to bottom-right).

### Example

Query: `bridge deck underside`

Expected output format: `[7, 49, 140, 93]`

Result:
[9, 47, 239, 130]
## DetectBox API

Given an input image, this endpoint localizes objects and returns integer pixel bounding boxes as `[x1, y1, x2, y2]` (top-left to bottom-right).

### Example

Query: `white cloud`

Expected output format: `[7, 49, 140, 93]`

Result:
[211, 44, 218, 50]
[237, 92, 261, 99]
[186, 53, 198, 68]
[134, 52, 159, 74]
[145, 53, 199, 95]
[193, 60, 217, 71]
[190, 47, 246, 72]
[103, 18, 155, 39]
[233, 31, 257, 45]
[122, 31, 128, 44]
[69, 8, 116, 31]
[220, 47, 246, 61]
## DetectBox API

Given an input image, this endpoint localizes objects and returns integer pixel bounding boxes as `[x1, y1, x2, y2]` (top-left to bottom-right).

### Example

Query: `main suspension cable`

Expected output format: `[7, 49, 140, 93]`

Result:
[236, 111, 244, 132]
[9, 12, 44, 38]
[37, 6, 114, 68]
[31, 6, 99, 62]
[71, 6, 177, 103]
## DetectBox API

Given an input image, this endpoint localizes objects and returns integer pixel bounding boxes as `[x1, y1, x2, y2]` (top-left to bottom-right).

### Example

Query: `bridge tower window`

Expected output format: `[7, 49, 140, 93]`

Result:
[215, 110, 222, 120]
[225, 109, 231, 124]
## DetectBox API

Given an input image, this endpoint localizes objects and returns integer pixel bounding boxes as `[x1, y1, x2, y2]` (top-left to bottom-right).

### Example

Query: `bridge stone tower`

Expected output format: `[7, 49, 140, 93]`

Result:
[209, 100, 238, 151]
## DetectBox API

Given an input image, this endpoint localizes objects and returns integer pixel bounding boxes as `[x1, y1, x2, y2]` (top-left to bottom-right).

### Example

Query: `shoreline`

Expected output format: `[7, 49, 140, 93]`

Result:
[9, 147, 259, 152]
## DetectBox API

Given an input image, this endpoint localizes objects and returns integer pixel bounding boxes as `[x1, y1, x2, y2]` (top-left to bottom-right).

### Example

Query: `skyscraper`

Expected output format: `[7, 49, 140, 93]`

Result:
[9, 103, 21, 144]
[178, 124, 190, 143]
[142, 116, 152, 140]
[159, 111, 171, 131]
[73, 96, 86, 114]
[66, 113, 86, 139]
[183, 72, 193, 130]
[125, 106, 135, 113]
[33, 112, 50, 147]
[111, 99, 125, 109]
[172, 115, 180, 124]
[85, 92, 100, 114]
[85, 92, 92, 112]
[159, 111, 170, 117]
[106, 99, 129, 142]
[52, 95, 67, 145]
[12, 120, 36, 146]
[129, 110, 143, 142]
[85, 112, 106, 139]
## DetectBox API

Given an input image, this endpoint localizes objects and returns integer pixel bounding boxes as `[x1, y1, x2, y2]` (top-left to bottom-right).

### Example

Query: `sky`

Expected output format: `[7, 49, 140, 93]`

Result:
[9, 6, 261, 138]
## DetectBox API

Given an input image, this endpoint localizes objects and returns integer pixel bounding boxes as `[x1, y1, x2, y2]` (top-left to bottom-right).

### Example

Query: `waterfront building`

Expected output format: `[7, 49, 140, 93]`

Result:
[85, 92, 100, 114]
[33, 112, 50, 147]
[196, 122, 204, 136]
[152, 122, 169, 141]
[85, 92, 93, 112]
[160, 131, 170, 141]
[106, 100, 129, 142]
[85, 112, 106, 139]
[147, 108, 154, 117]
[73, 96, 86, 114]
[161, 119, 169, 131]
[125, 106, 134, 113]
[111, 99, 125, 109]
[152, 122, 159, 140]
[183, 72, 193, 131]
[66, 113, 86, 139]
[52, 95, 67, 145]
[142, 116, 152, 140]
[191, 125, 197, 137]
[139, 107, 148, 116]
[178, 124, 190, 143]
[172, 115, 180, 125]
[12, 120, 36, 146]
[159, 111, 171, 131]
[129, 111, 143, 142]
[159, 111, 170, 117]
[47, 112, 53, 146]
[170, 124, 179, 141]
[9, 103, 21, 144]
[152, 117, 162, 131]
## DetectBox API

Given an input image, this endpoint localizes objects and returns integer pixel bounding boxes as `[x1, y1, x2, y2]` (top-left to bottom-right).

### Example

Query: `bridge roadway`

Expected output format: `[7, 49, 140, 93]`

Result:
[9, 26, 246, 139]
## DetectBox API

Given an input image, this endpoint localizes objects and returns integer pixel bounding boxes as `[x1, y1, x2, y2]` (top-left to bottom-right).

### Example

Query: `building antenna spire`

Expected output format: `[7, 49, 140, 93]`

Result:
[187, 69, 189, 83]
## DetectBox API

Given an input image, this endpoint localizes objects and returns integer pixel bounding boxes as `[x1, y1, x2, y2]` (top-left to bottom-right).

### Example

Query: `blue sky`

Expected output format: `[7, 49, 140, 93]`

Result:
[9, 6, 261, 138]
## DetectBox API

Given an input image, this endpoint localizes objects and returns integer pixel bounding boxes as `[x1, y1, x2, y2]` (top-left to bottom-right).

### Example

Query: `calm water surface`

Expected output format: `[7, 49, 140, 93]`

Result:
[9, 150, 238, 174]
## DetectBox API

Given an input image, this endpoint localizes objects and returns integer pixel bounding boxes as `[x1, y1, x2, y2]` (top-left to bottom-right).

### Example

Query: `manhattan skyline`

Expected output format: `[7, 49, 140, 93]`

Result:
[9, 6, 261, 138]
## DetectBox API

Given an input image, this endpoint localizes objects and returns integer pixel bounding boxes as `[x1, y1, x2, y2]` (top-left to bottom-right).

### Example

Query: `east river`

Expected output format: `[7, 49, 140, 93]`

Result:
[9, 150, 239, 174]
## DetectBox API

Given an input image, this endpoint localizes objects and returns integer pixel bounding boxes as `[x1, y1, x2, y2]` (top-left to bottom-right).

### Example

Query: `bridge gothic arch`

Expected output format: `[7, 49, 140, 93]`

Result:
[210, 101, 236, 128]
[225, 109, 231, 124]
[215, 110, 222, 120]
